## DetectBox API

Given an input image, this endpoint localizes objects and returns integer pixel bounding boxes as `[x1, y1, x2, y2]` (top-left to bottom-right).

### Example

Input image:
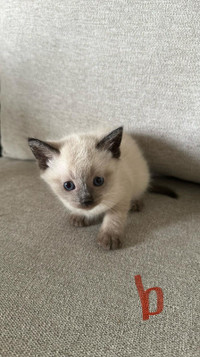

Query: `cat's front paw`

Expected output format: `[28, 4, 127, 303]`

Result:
[97, 231, 122, 250]
[70, 214, 90, 227]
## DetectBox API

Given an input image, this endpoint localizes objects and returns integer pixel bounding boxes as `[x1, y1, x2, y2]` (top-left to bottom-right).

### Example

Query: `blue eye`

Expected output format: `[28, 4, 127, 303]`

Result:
[63, 181, 75, 191]
[93, 176, 104, 186]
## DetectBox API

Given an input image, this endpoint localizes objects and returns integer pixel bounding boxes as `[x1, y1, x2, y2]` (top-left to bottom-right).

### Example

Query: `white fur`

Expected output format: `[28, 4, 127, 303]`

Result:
[37, 128, 150, 249]
[41, 130, 150, 217]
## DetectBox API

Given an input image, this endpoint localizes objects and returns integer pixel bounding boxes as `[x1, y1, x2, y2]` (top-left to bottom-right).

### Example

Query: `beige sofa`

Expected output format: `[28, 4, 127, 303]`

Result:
[1, 1, 199, 356]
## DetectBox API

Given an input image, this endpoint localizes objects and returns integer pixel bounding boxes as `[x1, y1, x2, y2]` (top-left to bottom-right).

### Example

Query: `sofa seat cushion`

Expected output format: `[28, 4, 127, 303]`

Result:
[0, 158, 199, 356]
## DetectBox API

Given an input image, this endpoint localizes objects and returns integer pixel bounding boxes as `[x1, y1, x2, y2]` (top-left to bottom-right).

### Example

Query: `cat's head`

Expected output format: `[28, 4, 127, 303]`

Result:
[28, 127, 123, 211]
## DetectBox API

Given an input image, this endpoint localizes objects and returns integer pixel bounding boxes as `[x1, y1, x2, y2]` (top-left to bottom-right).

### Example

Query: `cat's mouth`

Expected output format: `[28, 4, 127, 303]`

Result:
[78, 203, 97, 210]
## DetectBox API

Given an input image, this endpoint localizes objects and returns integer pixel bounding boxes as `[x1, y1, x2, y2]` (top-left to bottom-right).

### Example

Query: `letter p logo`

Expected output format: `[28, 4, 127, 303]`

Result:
[135, 275, 164, 321]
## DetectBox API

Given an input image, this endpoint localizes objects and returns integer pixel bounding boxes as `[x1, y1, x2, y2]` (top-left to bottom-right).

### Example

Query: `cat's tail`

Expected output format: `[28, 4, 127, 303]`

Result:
[148, 183, 178, 199]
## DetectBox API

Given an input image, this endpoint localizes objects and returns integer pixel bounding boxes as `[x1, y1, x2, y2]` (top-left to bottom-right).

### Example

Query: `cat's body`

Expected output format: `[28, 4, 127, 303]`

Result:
[28, 127, 172, 250]
[43, 130, 150, 216]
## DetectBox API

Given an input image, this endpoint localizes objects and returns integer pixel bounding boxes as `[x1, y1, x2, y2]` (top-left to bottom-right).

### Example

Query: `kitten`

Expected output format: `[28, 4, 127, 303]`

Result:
[28, 127, 175, 250]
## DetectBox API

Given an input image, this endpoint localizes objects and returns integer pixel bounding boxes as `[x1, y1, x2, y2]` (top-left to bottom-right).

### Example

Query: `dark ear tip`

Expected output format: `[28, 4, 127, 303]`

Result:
[117, 126, 123, 132]
[116, 126, 123, 137]
[28, 138, 36, 146]
[116, 126, 123, 139]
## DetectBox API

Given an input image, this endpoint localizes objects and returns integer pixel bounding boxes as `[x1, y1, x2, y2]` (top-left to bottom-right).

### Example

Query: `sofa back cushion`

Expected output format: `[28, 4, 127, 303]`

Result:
[1, 1, 199, 183]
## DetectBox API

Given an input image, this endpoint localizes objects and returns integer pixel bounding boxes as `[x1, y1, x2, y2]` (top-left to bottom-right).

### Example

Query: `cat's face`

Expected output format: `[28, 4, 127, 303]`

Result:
[28, 127, 123, 211]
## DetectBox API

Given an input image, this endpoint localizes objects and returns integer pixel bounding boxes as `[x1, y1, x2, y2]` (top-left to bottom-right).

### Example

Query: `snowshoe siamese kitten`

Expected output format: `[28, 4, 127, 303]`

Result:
[28, 127, 177, 250]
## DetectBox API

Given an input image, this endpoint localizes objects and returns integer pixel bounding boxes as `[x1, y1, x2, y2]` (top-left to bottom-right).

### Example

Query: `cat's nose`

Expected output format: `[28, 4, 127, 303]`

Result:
[80, 198, 94, 207]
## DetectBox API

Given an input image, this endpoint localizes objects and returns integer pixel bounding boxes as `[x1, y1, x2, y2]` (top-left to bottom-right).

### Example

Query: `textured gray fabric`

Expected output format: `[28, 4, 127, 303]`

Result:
[1, 1, 200, 183]
[0, 158, 199, 356]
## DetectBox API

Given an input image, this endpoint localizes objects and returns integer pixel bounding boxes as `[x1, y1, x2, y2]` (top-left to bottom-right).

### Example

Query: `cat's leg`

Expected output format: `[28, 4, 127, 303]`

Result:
[70, 213, 102, 227]
[130, 198, 144, 212]
[97, 203, 129, 250]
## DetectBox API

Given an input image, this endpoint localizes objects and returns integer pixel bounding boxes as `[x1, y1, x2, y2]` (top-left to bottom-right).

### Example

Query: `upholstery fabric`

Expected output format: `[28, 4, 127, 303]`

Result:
[0, 158, 199, 356]
[1, 1, 200, 183]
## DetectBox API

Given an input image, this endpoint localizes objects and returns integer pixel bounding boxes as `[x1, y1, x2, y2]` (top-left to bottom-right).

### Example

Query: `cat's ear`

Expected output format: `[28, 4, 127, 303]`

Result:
[96, 126, 123, 158]
[28, 138, 60, 169]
